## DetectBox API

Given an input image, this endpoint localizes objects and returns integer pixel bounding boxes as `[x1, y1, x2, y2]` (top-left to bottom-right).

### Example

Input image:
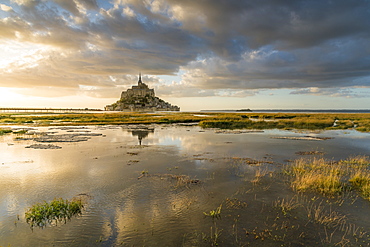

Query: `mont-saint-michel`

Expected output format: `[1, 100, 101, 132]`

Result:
[104, 74, 180, 112]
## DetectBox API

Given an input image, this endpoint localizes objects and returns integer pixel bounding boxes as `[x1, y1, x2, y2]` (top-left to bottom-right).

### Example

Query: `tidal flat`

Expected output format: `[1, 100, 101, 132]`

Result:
[1, 119, 370, 246]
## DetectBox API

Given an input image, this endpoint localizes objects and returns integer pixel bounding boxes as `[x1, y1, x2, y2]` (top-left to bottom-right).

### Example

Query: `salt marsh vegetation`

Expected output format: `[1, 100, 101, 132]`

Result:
[25, 198, 84, 228]
[1, 112, 370, 132]
[285, 156, 370, 199]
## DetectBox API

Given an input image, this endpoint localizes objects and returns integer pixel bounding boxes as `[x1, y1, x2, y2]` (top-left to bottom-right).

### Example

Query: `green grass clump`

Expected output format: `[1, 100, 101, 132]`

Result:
[355, 119, 370, 132]
[203, 204, 222, 220]
[12, 129, 28, 134]
[349, 171, 370, 199]
[199, 116, 334, 130]
[0, 128, 12, 135]
[25, 198, 83, 228]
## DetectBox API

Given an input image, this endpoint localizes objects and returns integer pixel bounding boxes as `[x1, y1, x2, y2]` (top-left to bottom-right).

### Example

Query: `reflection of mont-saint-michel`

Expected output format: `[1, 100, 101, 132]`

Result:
[105, 74, 180, 112]
[132, 129, 154, 145]
[124, 127, 154, 145]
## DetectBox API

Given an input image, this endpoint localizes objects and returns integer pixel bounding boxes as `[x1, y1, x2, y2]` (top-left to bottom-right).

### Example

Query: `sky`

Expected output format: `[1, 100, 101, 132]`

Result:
[0, 0, 370, 111]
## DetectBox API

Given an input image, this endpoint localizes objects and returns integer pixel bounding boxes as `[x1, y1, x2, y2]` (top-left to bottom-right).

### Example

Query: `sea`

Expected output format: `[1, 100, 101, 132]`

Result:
[201, 109, 370, 113]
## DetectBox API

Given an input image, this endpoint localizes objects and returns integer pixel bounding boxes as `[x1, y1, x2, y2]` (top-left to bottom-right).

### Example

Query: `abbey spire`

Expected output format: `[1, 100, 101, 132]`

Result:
[138, 72, 142, 85]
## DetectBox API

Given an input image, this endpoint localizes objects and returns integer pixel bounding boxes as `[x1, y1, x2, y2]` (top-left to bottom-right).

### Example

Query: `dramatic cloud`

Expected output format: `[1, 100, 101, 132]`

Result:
[0, 0, 369, 99]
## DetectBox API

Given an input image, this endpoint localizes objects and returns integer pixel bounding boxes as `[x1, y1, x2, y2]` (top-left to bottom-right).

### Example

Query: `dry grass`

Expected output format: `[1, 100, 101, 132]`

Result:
[286, 158, 344, 196]
[349, 170, 370, 200]
[251, 167, 269, 185]
[225, 198, 248, 209]
[273, 197, 300, 215]
[285, 156, 370, 200]
[306, 201, 346, 228]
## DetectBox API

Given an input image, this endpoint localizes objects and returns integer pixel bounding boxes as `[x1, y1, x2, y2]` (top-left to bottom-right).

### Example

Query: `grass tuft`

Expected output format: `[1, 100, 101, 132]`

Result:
[0, 128, 12, 135]
[203, 204, 222, 220]
[25, 198, 83, 228]
[286, 158, 344, 196]
[305, 200, 347, 229]
[349, 171, 370, 199]
[273, 197, 300, 215]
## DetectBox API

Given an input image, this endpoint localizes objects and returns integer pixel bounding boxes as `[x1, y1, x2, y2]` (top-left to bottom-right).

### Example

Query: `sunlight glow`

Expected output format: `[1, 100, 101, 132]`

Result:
[0, 87, 113, 109]
[0, 40, 47, 69]
[0, 88, 25, 106]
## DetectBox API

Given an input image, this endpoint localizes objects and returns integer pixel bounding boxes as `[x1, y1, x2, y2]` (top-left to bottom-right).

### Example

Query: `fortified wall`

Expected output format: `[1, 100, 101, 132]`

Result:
[105, 74, 180, 112]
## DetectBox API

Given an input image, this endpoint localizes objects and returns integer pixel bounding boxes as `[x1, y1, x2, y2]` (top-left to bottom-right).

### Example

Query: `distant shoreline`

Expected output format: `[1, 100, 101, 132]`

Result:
[201, 109, 370, 113]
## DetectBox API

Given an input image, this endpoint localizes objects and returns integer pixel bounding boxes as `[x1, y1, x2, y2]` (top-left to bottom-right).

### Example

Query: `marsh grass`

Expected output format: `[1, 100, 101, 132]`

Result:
[186, 226, 223, 246]
[251, 167, 269, 185]
[2, 112, 370, 132]
[349, 171, 370, 200]
[137, 172, 200, 188]
[0, 128, 12, 135]
[25, 198, 83, 228]
[199, 114, 335, 130]
[285, 156, 370, 199]
[305, 201, 346, 228]
[0, 112, 221, 126]
[208, 225, 223, 246]
[295, 150, 325, 155]
[271, 195, 367, 246]
[273, 197, 300, 216]
[181, 154, 370, 246]
[199, 113, 370, 132]
[12, 129, 28, 134]
[225, 198, 248, 209]
[203, 204, 222, 220]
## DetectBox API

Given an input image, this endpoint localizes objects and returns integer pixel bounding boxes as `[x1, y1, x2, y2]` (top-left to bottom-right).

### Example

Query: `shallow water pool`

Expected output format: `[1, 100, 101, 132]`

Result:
[1, 125, 370, 246]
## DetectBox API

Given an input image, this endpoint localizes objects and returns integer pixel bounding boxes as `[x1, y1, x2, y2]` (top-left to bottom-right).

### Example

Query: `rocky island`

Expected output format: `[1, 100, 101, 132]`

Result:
[105, 74, 180, 112]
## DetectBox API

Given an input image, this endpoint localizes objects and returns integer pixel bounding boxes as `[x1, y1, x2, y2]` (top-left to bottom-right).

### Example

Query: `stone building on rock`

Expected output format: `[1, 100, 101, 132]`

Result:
[104, 74, 180, 112]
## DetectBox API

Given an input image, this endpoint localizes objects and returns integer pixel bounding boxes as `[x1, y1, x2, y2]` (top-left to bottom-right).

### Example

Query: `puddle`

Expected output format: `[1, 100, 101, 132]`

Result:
[1, 125, 370, 246]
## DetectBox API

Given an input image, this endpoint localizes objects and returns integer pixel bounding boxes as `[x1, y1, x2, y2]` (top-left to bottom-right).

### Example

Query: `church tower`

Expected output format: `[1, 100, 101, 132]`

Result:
[138, 72, 143, 86]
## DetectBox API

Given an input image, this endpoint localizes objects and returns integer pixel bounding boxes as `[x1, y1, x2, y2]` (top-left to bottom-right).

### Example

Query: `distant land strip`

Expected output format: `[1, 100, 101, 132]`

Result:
[0, 108, 103, 112]
[201, 109, 370, 113]
[201, 109, 252, 112]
